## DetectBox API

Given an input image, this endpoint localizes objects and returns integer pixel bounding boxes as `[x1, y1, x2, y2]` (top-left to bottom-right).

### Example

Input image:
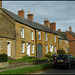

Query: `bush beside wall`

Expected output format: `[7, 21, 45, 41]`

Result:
[0, 54, 8, 62]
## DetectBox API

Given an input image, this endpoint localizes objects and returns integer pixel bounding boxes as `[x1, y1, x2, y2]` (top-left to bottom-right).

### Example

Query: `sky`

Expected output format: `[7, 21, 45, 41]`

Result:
[2, 1, 75, 32]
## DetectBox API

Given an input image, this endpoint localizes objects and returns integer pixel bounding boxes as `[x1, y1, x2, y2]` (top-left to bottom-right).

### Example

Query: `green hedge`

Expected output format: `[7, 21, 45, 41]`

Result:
[57, 50, 65, 55]
[0, 54, 8, 62]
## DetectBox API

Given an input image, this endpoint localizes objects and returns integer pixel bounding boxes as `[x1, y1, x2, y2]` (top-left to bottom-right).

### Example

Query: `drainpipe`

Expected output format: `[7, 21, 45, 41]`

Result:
[35, 29, 37, 58]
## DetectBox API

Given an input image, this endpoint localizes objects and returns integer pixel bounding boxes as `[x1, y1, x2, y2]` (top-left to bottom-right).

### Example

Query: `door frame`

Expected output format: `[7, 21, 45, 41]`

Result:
[7, 41, 11, 57]
[27, 43, 31, 56]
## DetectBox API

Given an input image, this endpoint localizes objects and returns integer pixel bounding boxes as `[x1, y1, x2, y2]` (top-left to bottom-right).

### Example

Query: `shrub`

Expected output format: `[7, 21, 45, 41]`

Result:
[0, 53, 8, 62]
[22, 55, 29, 59]
[57, 49, 65, 55]
[22, 55, 35, 59]
[45, 52, 52, 58]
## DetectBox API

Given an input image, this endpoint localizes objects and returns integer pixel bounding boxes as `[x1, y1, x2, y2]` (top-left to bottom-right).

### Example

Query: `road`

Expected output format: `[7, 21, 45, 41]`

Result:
[32, 68, 75, 74]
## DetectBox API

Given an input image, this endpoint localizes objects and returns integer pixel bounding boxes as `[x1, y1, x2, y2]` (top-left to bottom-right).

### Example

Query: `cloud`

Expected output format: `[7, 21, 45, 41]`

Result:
[2, 1, 75, 32]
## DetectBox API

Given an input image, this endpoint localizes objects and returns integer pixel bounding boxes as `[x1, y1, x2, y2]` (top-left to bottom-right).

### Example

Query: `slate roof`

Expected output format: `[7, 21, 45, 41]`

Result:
[0, 7, 58, 35]
[56, 31, 69, 41]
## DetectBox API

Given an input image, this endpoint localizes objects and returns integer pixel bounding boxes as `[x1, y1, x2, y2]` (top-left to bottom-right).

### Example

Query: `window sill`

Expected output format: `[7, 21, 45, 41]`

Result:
[38, 39, 41, 41]
[31, 40, 34, 41]
[32, 53, 34, 54]
[21, 38, 25, 39]
[21, 53, 25, 54]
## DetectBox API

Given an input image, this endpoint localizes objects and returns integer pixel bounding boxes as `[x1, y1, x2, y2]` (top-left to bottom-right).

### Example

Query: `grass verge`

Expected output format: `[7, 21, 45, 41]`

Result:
[8, 58, 50, 63]
[0, 63, 53, 74]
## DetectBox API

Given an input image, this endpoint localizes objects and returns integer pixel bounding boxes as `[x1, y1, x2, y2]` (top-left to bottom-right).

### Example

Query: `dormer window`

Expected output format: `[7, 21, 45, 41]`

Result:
[21, 28, 24, 38]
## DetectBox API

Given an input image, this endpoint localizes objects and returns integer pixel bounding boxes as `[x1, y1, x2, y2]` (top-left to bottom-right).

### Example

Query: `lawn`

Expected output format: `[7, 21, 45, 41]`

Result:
[8, 58, 50, 63]
[0, 63, 53, 74]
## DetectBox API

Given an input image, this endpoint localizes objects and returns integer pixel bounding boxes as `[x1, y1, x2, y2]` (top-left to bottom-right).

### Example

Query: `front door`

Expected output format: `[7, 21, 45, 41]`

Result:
[37, 44, 43, 58]
[27, 43, 31, 56]
[7, 42, 11, 57]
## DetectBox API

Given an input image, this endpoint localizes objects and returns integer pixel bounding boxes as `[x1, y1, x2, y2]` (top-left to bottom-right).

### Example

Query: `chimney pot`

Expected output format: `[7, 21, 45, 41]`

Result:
[28, 11, 30, 14]
[50, 22, 56, 31]
[69, 26, 72, 32]
[44, 18, 46, 21]
[44, 18, 50, 28]
[18, 9, 25, 18]
[58, 29, 61, 32]
[27, 11, 33, 21]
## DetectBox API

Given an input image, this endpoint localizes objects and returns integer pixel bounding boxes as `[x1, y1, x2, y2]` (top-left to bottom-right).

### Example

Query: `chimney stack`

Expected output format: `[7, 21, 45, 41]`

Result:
[18, 9, 25, 18]
[58, 29, 61, 32]
[0, 0, 2, 7]
[27, 11, 33, 21]
[50, 22, 56, 31]
[44, 18, 50, 28]
[69, 26, 72, 32]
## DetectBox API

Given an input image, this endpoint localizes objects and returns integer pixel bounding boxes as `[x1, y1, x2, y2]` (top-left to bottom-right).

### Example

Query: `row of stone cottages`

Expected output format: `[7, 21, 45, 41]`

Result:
[0, 5, 70, 59]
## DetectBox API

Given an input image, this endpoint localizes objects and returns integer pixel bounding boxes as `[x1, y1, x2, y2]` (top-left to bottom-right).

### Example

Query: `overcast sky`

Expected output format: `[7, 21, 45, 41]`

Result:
[2, 1, 75, 32]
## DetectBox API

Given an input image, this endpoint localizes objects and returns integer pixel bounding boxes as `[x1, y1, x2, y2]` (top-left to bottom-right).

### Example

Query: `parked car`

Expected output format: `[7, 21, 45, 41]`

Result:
[54, 54, 75, 69]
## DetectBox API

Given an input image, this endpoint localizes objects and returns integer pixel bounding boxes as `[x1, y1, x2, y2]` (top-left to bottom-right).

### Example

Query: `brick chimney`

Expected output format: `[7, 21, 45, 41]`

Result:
[50, 22, 56, 31]
[69, 26, 72, 32]
[58, 29, 61, 32]
[18, 9, 24, 18]
[27, 11, 33, 21]
[44, 18, 50, 28]
[0, 0, 2, 7]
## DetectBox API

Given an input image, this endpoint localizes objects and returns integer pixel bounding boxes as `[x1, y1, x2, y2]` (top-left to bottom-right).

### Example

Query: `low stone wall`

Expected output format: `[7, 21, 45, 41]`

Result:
[0, 62, 9, 68]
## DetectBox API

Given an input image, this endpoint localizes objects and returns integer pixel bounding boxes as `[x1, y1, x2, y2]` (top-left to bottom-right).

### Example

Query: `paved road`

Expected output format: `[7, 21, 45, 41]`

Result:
[32, 68, 75, 74]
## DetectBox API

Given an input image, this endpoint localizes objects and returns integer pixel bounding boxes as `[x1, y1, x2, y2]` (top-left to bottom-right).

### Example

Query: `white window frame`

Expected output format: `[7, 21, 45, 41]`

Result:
[38, 31, 41, 40]
[60, 40, 62, 45]
[50, 45, 54, 52]
[21, 43, 25, 53]
[31, 31, 34, 40]
[66, 41, 67, 44]
[66, 47, 67, 53]
[21, 28, 24, 38]
[54, 35, 56, 43]
[55, 46, 56, 53]
[46, 45, 48, 53]
[45, 33, 48, 41]
[31, 45, 34, 54]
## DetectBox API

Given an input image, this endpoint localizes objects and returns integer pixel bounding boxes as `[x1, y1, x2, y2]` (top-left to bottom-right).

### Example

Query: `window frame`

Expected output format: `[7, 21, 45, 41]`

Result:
[60, 40, 62, 45]
[45, 32, 48, 41]
[31, 31, 34, 40]
[31, 45, 34, 54]
[46, 45, 48, 53]
[55, 46, 56, 53]
[38, 31, 41, 40]
[21, 42, 25, 53]
[54, 35, 56, 43]
[20, 28, 24, 38]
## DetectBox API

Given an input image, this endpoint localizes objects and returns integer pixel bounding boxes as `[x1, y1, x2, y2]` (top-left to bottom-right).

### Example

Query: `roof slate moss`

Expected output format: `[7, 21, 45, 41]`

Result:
[0, 7, 58, 35]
